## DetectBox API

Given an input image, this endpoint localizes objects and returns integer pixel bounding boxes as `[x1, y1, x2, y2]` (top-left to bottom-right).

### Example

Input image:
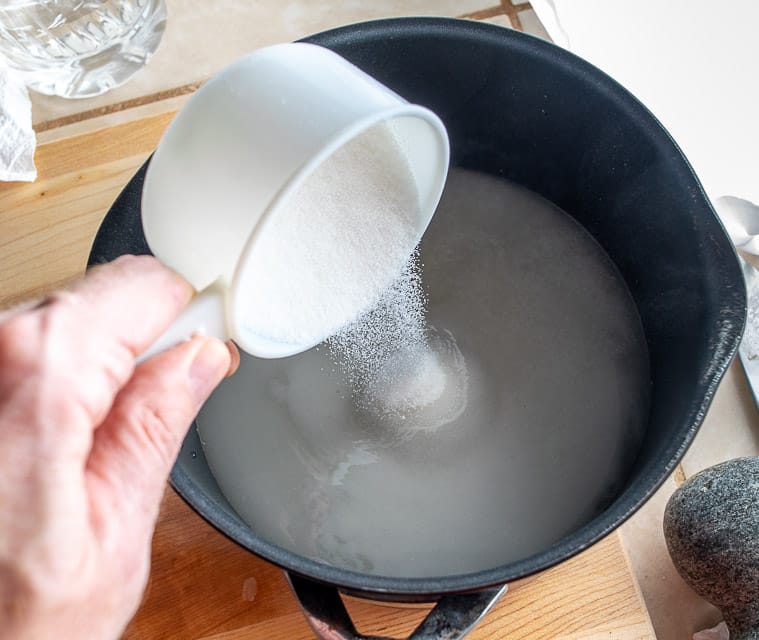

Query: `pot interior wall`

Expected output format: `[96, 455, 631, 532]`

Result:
[92, 18, 745, 595]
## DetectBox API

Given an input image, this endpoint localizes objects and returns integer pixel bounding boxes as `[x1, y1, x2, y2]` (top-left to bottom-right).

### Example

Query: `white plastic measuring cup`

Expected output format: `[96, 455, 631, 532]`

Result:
[140, 42, 449, 360]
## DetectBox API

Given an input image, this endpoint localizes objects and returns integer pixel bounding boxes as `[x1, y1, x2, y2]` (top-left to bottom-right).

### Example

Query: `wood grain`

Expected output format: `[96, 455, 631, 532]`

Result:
[0, 112, 173, 308]
[0, 112, 655, 640]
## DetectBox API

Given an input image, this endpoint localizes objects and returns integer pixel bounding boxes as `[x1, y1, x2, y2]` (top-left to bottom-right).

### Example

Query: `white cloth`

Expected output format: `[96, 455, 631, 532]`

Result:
[0, 58, 36, 182]
[530, 0, 758, 211]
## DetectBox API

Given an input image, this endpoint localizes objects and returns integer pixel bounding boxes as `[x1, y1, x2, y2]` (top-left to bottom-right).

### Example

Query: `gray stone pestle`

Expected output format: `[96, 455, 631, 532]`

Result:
[663, 457, 759, 640]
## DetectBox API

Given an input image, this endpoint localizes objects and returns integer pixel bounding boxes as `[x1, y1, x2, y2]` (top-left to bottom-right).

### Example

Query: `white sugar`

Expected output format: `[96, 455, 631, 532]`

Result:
[370, 347, 447, 414]
[242, 123, 420, 346]
[327, 250, 429, 404]
[327, 252, 467, 430]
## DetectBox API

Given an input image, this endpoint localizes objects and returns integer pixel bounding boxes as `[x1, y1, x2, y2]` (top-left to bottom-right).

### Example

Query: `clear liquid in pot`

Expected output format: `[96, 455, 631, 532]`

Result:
[197, 168, 650, 578]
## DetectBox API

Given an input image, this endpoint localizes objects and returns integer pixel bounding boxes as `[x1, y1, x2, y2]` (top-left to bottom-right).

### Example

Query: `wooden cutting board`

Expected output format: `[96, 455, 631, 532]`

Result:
[0, 112, 655, 640]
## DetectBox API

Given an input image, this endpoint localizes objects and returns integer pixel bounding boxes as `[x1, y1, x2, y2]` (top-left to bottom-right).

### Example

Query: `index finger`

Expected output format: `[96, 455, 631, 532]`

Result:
[0, 255, 193, 449]
[73, 254, 194, 357]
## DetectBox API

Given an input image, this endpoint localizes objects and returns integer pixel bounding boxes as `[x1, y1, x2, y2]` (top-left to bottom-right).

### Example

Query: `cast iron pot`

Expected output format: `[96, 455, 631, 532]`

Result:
[89, 17, 746, 640]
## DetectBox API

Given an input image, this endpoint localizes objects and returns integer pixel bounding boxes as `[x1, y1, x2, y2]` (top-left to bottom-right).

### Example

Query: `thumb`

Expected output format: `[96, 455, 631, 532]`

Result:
[85, 336, 231, 522]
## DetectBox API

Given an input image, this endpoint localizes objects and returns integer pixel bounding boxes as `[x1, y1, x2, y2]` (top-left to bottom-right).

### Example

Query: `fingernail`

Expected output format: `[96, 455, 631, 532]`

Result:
[225, 340, 241, 377]
[189, 338, 231, 405]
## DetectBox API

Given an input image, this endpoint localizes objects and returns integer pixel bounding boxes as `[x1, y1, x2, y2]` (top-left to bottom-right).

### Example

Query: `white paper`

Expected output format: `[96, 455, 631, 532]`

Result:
[0, 58, 36, 182]
[530, 0, 759, 208]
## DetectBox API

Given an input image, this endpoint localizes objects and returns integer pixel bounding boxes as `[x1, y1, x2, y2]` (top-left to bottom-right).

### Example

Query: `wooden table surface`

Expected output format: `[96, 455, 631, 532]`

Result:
[0, 112, 656, 639]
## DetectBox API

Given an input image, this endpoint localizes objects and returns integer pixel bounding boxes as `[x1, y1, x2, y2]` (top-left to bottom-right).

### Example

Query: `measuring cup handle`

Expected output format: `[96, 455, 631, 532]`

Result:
[137, 282, 229, 364]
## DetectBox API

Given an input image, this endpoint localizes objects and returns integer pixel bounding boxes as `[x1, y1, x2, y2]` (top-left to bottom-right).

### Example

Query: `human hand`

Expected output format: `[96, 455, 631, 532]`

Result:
[0, 255, 238, 640]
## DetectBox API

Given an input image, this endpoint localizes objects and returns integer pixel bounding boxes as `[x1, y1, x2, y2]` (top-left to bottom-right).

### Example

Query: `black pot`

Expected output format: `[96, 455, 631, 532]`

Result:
[89, 17, 745, 640]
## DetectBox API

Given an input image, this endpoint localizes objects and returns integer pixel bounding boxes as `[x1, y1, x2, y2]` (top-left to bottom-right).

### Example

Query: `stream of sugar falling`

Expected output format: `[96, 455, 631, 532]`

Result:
[327, 250, 468, 432]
